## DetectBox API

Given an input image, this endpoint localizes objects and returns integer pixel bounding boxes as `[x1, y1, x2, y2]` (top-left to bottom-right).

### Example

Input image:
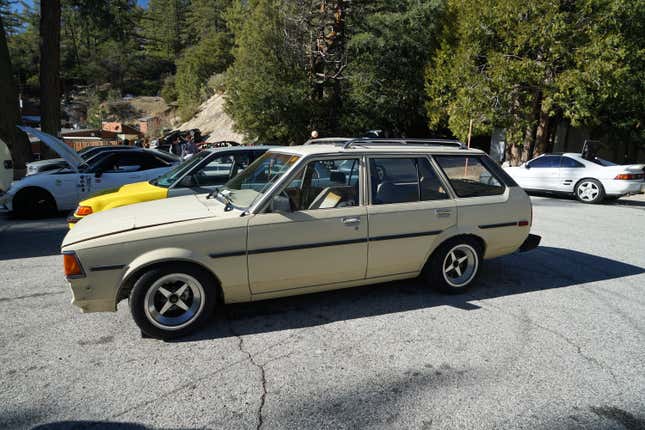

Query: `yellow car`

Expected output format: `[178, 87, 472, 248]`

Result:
[68, 147, 269, 227]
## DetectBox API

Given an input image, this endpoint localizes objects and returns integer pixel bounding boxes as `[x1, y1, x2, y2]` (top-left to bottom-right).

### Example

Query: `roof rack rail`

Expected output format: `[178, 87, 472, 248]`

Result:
[342, 138, 466, 150]
[304, 137, 352, 145]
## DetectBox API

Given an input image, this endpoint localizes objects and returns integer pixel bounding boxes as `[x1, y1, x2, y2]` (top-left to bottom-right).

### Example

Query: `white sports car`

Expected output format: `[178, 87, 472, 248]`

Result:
[0, 127, 179, 216]
[504, 153, 644, 203]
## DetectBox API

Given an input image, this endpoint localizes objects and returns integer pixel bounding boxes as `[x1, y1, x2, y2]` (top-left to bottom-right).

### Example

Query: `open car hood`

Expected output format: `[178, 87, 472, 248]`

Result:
[18, 126, 85, 172]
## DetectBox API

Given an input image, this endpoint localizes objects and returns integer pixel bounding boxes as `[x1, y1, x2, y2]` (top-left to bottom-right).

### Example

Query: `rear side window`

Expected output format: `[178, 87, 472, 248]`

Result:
[561, 156, 584, 168]
[434, 155, 505, 197]
[370, 157, 449, 204]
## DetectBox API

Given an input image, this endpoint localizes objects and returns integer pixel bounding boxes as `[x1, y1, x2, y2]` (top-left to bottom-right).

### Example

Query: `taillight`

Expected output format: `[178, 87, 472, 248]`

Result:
[75, 205, 93, 216]
[63, 252, 85, 278]
[615, 173, 644, 180]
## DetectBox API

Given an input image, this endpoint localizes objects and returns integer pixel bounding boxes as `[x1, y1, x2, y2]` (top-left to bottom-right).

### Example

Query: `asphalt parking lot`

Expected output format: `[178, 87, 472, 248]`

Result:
[1, 195, 644, 430]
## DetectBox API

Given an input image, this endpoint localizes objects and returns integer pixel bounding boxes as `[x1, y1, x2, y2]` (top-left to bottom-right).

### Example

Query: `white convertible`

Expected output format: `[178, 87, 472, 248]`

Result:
[504, 152, 644, 203]
[0, 127, 178, 216]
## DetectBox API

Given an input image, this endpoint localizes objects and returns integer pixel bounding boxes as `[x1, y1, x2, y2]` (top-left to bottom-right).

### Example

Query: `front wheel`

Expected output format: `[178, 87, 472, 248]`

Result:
[12, 188, 57, 218]
[129, 264, 216, 339]
[423, 237, 482, 294]
[575, 179, 604, 204]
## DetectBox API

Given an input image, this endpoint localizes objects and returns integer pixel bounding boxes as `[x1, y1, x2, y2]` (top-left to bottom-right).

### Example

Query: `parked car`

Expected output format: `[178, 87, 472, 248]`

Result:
[26, 145, 137, 175]
[503, 152, 645, 203]
[0, 137, 13, 194]
[61, 138, 540, 339]
[68, 146, 270, 226]
[0, 127, 179, 216]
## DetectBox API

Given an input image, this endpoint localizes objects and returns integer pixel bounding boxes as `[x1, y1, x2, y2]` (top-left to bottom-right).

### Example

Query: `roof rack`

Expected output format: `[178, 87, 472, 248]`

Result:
[304, 137, 352, 145]
[342, 138, 466, 150]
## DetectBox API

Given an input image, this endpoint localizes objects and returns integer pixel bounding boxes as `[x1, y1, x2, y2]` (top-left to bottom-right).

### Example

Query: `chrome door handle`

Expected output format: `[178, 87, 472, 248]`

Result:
[341, 217, 361, 225]
[435, 208, 452, 217]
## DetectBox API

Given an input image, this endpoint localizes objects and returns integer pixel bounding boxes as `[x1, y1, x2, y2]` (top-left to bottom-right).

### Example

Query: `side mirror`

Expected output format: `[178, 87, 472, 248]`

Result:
[270, 194, 291, 213]
[94, 169, 104, 178]
[524, 163, 530, 169]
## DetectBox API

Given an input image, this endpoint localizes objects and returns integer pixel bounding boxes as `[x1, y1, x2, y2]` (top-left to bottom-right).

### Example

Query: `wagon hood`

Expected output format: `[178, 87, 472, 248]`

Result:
[62, 194, 237, 246]
[18, 126, 85, 172]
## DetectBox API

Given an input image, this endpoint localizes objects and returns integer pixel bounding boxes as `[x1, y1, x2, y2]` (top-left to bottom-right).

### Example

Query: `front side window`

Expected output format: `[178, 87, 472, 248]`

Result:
[222, 152, 300, 208]
[370, 157, 449, 205]
[281, 158, 360, 211]
[527, 155, 561, 168]
[434, 155, 504, 197]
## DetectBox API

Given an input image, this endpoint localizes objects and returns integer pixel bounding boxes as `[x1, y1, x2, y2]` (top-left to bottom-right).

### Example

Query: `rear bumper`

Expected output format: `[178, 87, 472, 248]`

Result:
[519, 234, 541, 252]
[603, 179, 643, 196]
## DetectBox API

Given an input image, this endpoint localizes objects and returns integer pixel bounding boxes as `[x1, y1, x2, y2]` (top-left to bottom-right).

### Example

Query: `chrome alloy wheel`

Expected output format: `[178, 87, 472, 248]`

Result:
[144, 273, 205, 330]
[577, 181, 600, 202]
[442, 244, 479, 288]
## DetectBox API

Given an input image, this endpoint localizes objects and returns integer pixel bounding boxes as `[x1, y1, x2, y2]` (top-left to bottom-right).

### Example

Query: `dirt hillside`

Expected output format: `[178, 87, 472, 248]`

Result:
[177, 94, 246, 143]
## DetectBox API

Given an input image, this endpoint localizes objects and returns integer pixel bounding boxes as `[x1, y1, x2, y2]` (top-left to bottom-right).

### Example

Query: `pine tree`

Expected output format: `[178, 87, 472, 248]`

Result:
[142, 0, 188, 62]
[0, 13, 31, 170]
[425, 0, 645, 164]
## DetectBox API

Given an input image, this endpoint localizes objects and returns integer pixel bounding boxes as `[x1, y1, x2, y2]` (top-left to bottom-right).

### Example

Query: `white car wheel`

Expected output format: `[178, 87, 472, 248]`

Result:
[575, 179, 604, 204]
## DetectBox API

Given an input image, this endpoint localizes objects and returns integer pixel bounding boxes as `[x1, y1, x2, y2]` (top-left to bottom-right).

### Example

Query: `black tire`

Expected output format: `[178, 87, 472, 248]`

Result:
[574, 178, 605, 204]
[129, 263, 217, 340]
[12, 187, 57, 218]
[422, 237, 482, 294]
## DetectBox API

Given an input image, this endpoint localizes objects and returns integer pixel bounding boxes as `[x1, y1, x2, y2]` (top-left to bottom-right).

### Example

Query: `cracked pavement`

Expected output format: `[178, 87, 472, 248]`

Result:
[1, 195, 644, 429]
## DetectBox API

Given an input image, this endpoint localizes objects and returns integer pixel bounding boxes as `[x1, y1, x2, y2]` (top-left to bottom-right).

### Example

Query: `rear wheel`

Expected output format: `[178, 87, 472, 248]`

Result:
[129, 264, 216, 339]
[423, 237, 482, 294]
[575, 179, 604, 204]
[12, 187, 57, 218]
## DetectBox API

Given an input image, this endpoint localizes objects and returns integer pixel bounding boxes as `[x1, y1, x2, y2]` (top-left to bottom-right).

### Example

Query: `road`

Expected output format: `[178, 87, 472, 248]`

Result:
[1, 195, 644, 429]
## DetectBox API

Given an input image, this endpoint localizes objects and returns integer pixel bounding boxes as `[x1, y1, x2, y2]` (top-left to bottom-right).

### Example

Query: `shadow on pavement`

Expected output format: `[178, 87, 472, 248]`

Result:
[180, 246, 645, 342]
[0, 214, 67, 260]
[31, 422, 192, 430]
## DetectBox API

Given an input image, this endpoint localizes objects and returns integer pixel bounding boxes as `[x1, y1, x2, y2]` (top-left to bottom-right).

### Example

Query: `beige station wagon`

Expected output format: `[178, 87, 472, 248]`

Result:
[62, 139, 541, 339]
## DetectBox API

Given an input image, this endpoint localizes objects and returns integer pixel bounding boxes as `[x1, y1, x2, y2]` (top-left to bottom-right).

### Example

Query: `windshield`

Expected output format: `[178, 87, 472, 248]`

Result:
[219, 152, 300, 208]
[151, 151, 210, 188]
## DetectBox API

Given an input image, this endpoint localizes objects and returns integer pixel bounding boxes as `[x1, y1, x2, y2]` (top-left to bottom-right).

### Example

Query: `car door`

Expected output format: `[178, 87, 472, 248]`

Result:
[557, 156, 586, 192]
[522, 155, 562, 191]
[366, 156, 456, 278]
[91, 153, 147, 194]
[246, 156, 367, 294]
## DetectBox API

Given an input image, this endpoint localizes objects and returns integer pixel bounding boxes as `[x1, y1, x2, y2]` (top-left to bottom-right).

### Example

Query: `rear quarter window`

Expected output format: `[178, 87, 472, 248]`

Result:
[434, 155, 506, 197]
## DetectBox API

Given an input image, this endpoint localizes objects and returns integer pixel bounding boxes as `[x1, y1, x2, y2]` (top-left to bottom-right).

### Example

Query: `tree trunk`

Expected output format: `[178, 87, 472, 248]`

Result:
[533, 103, 551, 156]
[40, 0, 61, 159]
[0, 15, 31, 173]
[521, 91, 543, 162]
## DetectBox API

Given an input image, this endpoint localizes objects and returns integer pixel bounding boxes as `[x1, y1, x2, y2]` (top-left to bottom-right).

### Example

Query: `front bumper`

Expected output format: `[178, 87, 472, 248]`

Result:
[519, 234, 541, 252]
[67, 210, 82, 228]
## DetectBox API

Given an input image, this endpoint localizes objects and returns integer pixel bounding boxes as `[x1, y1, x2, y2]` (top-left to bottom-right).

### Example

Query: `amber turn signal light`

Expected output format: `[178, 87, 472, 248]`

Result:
[63, 252, 85, 278]
[75, 206, 93, 216]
